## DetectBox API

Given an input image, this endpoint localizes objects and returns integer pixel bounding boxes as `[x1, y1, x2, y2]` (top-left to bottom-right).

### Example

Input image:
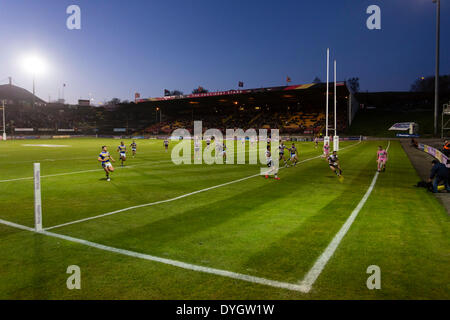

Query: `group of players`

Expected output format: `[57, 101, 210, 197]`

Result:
[97, 137, 388, 182]
[97, 140, 137, 181]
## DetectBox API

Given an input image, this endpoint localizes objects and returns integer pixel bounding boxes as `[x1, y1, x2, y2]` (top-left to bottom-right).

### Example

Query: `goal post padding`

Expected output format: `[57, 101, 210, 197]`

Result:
[34, 163, 42, 232]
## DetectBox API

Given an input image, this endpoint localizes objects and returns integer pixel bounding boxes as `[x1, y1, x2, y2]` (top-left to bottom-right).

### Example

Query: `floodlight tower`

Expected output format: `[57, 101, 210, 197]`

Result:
[432, 0, 440, 136]
[21, 54, 46, 108]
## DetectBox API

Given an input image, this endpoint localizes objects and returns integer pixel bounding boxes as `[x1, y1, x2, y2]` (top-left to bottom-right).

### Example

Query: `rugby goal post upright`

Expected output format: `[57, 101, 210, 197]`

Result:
[333, 59, 339, 151]
[34, 163, 43, 232]
[324, 48, 330, 147]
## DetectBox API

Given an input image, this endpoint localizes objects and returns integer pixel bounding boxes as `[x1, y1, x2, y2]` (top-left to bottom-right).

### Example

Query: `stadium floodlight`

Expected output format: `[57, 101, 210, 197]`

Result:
[21, 53, 47, 107]
[21, 54, 47, 75]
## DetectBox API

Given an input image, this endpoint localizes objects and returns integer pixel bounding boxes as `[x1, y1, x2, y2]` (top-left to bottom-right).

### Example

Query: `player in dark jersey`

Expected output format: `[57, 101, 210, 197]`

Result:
[164, 138, 169, 152]
[130, 140, 137, 157]
[289, 143, 298, 166]
[328, 151, 342, 176]
[117, 141, 127, 167]
[279, 142, 288, 167]
[222, 142, 227, 160]
[98, 145, 115, 181]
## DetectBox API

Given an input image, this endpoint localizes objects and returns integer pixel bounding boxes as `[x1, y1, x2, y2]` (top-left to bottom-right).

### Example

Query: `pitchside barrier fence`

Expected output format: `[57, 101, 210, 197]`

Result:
[418, 143, 450, 168]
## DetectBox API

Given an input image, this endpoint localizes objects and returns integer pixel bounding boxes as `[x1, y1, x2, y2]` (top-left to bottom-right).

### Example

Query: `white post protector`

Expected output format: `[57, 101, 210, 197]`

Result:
[34, 163, 42, 232]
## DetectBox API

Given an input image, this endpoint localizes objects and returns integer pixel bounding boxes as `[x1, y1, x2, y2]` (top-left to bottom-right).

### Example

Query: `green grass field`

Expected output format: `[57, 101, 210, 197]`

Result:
[0, 138, 448, 299]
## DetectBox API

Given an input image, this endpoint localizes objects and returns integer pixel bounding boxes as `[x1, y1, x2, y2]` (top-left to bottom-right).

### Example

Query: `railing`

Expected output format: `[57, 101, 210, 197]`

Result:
[418, 143, 449, 167]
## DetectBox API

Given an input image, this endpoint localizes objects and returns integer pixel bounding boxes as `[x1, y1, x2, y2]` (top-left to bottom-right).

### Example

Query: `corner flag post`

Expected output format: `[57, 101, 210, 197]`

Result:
[34, 163, 43, 232]
[333, 60, 339, 151]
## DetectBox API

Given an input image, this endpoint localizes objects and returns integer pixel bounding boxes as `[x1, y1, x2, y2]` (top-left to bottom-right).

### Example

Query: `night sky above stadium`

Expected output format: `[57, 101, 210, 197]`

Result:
[0, 0, 448, 104]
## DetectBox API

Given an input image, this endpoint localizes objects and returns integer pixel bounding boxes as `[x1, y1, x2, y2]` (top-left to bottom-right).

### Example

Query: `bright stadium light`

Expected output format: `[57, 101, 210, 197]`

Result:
[21, 54, 47, 76]
[20, 53, 48, 107]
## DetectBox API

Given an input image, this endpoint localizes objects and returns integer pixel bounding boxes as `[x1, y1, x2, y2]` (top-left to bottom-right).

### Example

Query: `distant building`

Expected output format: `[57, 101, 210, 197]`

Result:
[78, 99, 90, 106]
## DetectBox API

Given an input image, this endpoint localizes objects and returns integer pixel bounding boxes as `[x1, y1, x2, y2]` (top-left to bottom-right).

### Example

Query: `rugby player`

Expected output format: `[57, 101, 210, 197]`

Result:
[130, 140, 137, 157]
[164, 138, 169, 152]
[222, 142, 227, 160]
[98, 146, 115, 181]
[279, 142, 288, 167]
[194, 137, 201, 161]
[117, 141, 127, 167]
[328, 151, 342, 176]
[314, 136, 319, 149]
[323, 142, 330, 158]
[289, 143, 298, 166]
[377, 145, 388, 172]
[265, 146, 280, 180]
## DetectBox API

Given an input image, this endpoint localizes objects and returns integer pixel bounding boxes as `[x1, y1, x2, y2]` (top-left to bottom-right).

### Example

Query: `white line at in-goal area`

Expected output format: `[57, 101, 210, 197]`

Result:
[0, 140, 385, 294]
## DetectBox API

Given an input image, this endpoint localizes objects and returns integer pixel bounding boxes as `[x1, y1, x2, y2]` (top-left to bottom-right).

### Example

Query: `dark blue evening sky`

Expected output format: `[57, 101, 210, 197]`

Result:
[0, 0, 448, 104]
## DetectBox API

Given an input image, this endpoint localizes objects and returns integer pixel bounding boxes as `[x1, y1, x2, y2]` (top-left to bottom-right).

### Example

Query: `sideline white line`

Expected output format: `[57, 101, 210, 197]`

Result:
[46, 141, 362, 231]
[298, 141, 390, 293]
[0, 218, 35, 232]
[0, 217, 309, 292]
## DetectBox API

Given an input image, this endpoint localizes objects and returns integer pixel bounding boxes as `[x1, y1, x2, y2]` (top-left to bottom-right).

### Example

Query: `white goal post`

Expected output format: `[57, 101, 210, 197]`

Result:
[34, 163, 43, 232]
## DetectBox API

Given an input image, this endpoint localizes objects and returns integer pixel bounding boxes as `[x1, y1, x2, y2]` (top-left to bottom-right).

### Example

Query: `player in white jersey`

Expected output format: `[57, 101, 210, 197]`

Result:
[194, 137, 201, 161]
[278, 142, 288, 167]
[163, 139, 169, 152]
[328, 151, 342, 176]
[265, 146, 280, 180]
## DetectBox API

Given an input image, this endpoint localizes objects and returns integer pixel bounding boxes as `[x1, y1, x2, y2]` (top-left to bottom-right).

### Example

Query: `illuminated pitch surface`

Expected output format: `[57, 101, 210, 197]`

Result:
[0, 139, 448, 299]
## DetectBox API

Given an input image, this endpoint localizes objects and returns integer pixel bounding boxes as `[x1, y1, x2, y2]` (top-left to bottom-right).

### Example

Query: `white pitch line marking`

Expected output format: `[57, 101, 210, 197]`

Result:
[298, 141, 390, 293]
[45, 141, 362, 231]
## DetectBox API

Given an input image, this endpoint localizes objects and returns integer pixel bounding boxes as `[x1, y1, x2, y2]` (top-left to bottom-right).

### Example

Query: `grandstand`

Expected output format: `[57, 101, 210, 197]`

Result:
[1, 82, 357, 138]
[137, 82, 356, 136]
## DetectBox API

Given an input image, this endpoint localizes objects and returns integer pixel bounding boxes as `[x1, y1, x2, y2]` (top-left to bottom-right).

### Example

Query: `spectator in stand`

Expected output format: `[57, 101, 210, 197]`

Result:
[429, 159, 450, 193]
[442, 140, 450, 157]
